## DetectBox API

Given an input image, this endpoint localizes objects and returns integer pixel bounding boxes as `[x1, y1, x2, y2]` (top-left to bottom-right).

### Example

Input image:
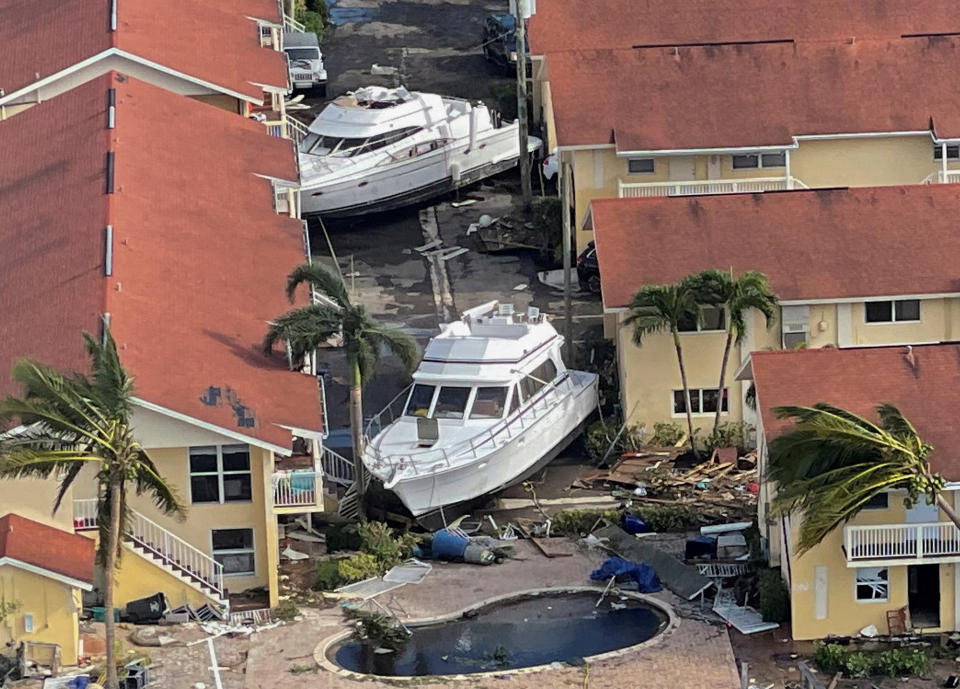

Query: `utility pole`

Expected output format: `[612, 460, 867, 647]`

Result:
[514, 0, 532, 209]
[561, 157, 573, 362]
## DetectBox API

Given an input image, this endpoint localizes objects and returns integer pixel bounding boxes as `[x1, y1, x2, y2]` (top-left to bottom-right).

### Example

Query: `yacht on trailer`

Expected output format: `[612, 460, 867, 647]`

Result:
[297, 86, 540, 217]
[363, 301, 598, 522]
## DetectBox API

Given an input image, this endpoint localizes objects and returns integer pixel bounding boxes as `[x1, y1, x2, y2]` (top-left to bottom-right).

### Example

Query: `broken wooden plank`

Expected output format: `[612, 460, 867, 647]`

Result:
[530, 537, 576, 558]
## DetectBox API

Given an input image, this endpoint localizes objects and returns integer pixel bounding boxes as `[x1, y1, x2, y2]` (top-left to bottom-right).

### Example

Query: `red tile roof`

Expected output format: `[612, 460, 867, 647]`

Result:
[0, 73, 322, 449]
[0, 513, 95, 585]
[0, 0, 287, 102]
[548, 38, 960, 150]
[591, 185, 960, 310]
[750, 344, 960, 480]
[529, 0, 960, 55]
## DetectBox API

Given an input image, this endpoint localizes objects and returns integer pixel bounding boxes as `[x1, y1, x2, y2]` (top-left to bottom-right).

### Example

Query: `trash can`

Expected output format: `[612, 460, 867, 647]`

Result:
[92, 607, 120, 622]
[124, 592, 167, 624]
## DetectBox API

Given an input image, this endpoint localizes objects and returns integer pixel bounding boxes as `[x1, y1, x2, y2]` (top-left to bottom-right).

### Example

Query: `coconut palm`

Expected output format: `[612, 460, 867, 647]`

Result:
[0, 331, 183, 689]
[691, 269, 778, 433]
[623, 281, 701, 457]
[262, 263, 418, 510]
[768, 402, 960, 555]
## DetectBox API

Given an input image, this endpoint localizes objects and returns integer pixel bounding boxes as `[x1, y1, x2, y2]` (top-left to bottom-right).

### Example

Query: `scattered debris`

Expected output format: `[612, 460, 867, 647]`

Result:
[383, 559, 433, 584]
[713, 589, 778, 634]
[439, 247, 469, 261]
[282, 546, 310, 561]
[370, 63, 399, 76]
[451, 198, 478, 208]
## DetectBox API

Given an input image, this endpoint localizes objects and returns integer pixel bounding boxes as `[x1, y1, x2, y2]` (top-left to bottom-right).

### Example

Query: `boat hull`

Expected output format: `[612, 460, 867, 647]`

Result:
[300, 128, 538, 218]
[381, 371, 598, 519]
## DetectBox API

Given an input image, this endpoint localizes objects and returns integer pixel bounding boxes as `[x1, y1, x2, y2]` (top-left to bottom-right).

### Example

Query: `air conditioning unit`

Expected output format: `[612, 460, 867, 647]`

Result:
[782, 323, 808, 334]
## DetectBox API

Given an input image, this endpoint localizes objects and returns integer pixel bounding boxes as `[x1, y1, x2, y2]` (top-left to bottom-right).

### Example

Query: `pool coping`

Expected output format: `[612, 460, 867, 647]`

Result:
[313, 585, 680, 681]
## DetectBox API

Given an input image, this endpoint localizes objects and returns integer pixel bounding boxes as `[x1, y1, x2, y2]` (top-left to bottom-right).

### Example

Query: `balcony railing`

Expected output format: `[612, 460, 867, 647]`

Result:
[264, 114, 309, 146]
[844, 522, 960, 564]
[272, 471, 320, 508]
[617, 177, 808, 198]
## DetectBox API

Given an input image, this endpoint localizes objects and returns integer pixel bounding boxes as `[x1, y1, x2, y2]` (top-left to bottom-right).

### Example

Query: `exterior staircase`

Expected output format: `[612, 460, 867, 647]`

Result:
[73, 499, 227, 608]
[320, 446, 354, 487]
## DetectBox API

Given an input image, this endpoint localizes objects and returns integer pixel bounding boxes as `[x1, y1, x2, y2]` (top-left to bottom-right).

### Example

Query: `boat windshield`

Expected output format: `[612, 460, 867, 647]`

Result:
[433, 386, 471, 419]
[470, 387, 508, 419]
[519, 359, 558, 400]
[404, 384, 436, 417]
[301, 126, 423, 158]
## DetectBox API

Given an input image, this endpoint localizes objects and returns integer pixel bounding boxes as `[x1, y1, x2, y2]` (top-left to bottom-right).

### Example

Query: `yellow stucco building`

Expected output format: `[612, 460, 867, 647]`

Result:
[744, 344, 960, 639]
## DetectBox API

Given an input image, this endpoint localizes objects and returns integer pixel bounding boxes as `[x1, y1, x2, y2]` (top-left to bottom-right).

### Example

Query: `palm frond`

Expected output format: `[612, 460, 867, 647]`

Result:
[262, 304, 342, 361]
[285, 263, 350, 307]
[52, 462, 87, 516]
[131, 447, 185, 519]
[367, 326, 419, 374]
[623, 283, 698, 346]
[83, 330, 134, 422]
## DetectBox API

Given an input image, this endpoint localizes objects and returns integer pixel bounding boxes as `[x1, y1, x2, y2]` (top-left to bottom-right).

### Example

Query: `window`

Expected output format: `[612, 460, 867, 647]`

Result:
[189, 445, 252, 504]
[404, 384, 435, 417]
[433, 386, 471, 419]
[855, 567, 888, 602]
[509, 385, 520, 415]
[781, 305, 810, 349]
[782, 331, 808, 349]
[284, 48, 320, 61]
[212, 528, 255, 577]
[934, 144, 960, 160]
[673, 388, 729, 415]
[520, 359, 559, 400]
[732, 153, 785, 169]
[470, 387, 508, 419]
[865, 299, 921, 323]
[863, 492, 889, 510]
[627, 158, 655, 174]
[678, 305, 726, 333]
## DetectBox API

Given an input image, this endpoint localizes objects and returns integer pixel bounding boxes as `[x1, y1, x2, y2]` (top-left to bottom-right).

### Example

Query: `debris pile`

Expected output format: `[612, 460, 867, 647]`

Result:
[573, 447, 759, 523]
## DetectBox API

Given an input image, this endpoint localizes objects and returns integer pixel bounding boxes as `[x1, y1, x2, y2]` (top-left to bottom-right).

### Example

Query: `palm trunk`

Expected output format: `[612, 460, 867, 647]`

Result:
[103, 477, 122, 689]
[348, 357, 366, 512]
[673, 332, 699, 458]
[714, 330, 734, 434]
[936, 493, 960, 531]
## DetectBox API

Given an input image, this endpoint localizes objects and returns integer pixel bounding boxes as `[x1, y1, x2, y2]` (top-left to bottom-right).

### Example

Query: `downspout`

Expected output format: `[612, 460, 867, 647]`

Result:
[784, 149, 793, 189]
[943, 142, 949, 183]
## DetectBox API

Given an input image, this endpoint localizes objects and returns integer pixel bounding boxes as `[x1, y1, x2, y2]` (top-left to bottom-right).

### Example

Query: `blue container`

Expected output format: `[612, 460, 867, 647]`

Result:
[621, 513, 649, 534]
[431, 529, 469, 559]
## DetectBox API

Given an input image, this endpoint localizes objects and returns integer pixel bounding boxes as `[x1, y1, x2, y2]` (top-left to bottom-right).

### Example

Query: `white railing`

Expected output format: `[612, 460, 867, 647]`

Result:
[284, 13, 306, 32]
[364, 373, 584, 477]
[73, 499, 224, 598]
[617, 177, 808, 198]
[264, 115, 309, 146]
[273, 183, 299, 217]
[845, 521, 960, 562]
[321, 447, 354, 486]
[272, 471, 319, 507]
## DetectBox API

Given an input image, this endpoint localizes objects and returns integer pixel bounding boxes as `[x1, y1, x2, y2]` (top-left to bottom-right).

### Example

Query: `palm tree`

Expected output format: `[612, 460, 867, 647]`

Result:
[768, 402, 960, 555]
[0, 332, 183, 689]
[263, 263, 418, 509]
[691, 269, 778, 433]
[624, 281, 701, 457]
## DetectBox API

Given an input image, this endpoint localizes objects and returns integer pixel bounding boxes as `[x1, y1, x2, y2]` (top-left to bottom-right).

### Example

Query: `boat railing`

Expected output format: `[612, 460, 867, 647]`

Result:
[365, 374, 581, 477]
[364, 384, 414, 440]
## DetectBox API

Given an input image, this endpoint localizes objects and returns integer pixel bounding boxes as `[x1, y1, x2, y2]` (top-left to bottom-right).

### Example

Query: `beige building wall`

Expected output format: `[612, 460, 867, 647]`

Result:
[786, 492, 958, 640]
[0, 479, 74, 532]
[790, 136, 939, 188]
[0, 567, 83, 664]
[849, 298, 949, 345]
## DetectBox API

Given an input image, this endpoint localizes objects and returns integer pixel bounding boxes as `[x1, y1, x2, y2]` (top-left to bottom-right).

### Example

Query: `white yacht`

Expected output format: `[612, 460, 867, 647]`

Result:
[297, 86, 540, 217]
[363, 301, 598, 521]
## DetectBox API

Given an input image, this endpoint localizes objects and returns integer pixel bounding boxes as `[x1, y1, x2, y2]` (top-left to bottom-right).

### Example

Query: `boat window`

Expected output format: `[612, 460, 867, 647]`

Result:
[519, 359, 558, 400]
[470, 387, 508, 419]
[404, 384, 436, 417]
[285, 48, 320, 61]
[361, 127, 423, 155]
[305, 135, 369, 157]
[433, 386, 471, 419]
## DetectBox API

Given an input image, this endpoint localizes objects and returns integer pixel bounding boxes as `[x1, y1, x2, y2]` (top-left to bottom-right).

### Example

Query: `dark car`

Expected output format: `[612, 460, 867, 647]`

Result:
[482, 14, 518, 74]
[577, 241, 601, 294]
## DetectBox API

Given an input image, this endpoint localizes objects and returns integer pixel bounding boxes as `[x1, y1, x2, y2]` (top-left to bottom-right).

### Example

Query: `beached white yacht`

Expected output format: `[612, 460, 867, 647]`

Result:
[298, 86, 540, 217]
[363, 301, 598, 521]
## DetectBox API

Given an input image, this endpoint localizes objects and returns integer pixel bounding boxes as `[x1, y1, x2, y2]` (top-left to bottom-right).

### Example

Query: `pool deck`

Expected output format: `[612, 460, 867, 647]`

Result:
[242, 540, 741, 689]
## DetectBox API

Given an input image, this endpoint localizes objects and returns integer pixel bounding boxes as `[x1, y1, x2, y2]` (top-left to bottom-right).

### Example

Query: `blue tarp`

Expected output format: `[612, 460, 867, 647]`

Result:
[590, 556, 662, 593]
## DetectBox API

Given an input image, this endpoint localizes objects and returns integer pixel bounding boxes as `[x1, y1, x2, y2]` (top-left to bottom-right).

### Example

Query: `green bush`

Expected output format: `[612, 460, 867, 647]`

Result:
[325, 523, 363, 552]
[313, 559, 343, 590]
[634, 504, 698, 533]
[702, 421, 754, 453]
[756, 569, 790, 623]
[550, 509, 620, 537]
[337, 552, 381, 583]
[812, 642, 929, 678]
[550, 505, 698, 536]
[357, 521, 419, 571]
[584, 420, 617, 461]
[272, 599, 300, 622]
[295, 0, 329, 40]
[344, 608, 410, 650]
[650, 422, 685, 447]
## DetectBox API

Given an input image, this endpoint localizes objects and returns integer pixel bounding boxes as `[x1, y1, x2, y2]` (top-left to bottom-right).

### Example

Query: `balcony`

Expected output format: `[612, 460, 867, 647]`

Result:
[272, 471, 322, 511]
[844, 522, 960, 566]
[617, 177, 808, 199]
[263, 114, 309, 145]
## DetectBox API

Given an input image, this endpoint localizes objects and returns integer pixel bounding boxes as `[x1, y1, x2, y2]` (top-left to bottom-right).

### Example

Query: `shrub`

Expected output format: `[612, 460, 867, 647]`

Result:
[634, 504, 698, 533]
[295, 0, 328, 40]
[584, 420, 617, 461]
[702, 421, 754, 453]
[337, 553, 380, 583]
[357, 521, 419, 571]
[756, 569, 790, 623]
[325, 523, 362, 552]
[650, 422, 685, 447]
[273, 599, 300, 622]
[313, 559, 343, 591]
[550, 509, 620, 537]
[812, 642, 929, 678]
[344, 608, 410, 650]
